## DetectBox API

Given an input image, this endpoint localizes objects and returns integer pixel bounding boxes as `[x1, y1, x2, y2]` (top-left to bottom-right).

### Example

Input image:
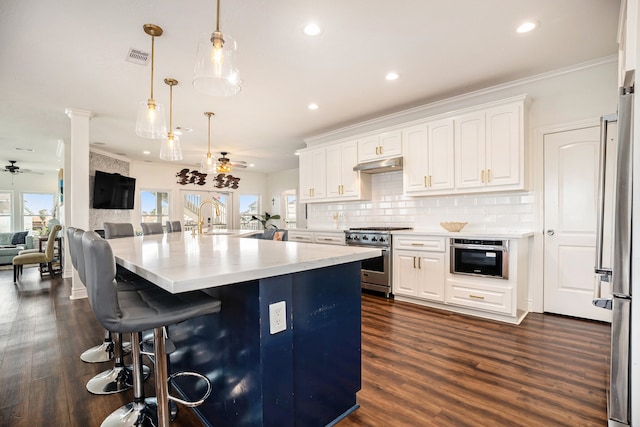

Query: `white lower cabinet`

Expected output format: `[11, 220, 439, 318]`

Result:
[288, 230, 345, 245]
[393, 234, 530, 324]
[393, 236, 445, 302]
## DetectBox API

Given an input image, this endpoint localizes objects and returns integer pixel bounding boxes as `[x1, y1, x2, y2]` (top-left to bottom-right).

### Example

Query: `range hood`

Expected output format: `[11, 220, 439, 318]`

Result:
[353, 157, 403, 173]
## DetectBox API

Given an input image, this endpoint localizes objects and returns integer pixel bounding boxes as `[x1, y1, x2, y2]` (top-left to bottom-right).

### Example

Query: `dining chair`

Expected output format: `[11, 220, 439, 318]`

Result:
[12, 224, 62, 283]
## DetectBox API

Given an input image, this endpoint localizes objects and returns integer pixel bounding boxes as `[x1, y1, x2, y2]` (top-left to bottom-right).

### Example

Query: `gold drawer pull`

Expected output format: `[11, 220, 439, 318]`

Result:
[411, 243, 425, 246]
[469, 294, 485, 300]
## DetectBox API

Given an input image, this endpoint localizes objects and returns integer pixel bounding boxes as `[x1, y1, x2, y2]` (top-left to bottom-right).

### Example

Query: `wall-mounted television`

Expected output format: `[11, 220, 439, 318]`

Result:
[92, 170, 136, 209]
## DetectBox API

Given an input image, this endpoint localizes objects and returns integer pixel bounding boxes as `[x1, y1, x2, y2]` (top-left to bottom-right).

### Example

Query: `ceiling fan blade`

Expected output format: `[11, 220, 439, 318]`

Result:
[230, 161, 247, 168]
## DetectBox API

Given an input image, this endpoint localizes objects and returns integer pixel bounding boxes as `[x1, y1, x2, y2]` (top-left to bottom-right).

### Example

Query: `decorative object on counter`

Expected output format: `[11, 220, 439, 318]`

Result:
[135, 24, 167, 139]
[440, 221, 468, 232]
[176, 168, 207, 185]
[200, 112, 217, 174]
[250, 212, 281, 229]
[159, 77, 183, 161]
[193, 0, 241, 96]
[213, 173, 240, 189]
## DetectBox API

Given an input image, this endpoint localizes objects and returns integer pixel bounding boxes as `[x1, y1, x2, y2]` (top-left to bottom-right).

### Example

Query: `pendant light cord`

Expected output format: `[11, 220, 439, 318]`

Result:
[150, 35, 155, 100]
[216, 0, 221, 32]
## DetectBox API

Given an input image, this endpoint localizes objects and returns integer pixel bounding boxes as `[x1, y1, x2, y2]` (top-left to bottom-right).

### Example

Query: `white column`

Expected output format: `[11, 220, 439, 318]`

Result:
[65, 108, 93, 300]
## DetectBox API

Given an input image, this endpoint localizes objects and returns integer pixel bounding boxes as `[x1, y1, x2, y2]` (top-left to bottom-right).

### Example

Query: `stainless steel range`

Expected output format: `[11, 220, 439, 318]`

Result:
[345, 227, 412, 297]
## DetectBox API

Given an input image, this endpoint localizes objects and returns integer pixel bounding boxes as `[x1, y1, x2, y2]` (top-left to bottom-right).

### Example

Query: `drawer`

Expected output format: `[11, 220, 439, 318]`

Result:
[314, 233, 345, 245]
[393, 235, 445, 252]
[445, 279, 513, 315]
[288, 231, 314, 243]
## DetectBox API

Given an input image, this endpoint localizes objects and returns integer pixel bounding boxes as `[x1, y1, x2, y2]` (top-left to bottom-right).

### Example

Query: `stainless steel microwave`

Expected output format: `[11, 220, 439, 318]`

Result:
[450, 238, 509, 279]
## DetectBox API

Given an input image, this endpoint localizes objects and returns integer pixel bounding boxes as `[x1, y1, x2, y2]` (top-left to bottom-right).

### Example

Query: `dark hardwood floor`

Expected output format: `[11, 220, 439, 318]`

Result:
[0, 268, 610, 426]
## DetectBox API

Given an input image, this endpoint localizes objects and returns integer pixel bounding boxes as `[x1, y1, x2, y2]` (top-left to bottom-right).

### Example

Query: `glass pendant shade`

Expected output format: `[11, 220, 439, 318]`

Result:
[136, 100, 167, 139]
[159, 77, 183, 161]
[193, 0, 241, 96]
[200, 152, 217, 174]
[135, 24, 166, 139]
[160, 134, 183, 161]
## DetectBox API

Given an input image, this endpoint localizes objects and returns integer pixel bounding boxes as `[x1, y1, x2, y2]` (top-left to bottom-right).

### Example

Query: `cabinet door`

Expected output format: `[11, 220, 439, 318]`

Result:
[454, 112, 486, 189]
[393, 251, 419, 296]
[402, 125, 429, 193]
[427, 119, 455, 191]
[357, 135, 381, 162]
[299, 150, 314, 201]
[325, 144, 343, 198]
[417, 252, 445, 301]
[339, 140, 359, 197]
[485, 103, 521, 187]
[379, 131, 402, 158]
[310, 149, 326, 199]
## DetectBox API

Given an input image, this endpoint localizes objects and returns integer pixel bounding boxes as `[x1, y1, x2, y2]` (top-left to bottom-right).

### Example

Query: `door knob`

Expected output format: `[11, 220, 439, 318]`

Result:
[546, 229, 555, 236]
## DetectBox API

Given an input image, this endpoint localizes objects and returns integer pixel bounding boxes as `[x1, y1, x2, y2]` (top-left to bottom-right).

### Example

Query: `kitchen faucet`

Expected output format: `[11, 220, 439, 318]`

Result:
[197, 199, 222, 235]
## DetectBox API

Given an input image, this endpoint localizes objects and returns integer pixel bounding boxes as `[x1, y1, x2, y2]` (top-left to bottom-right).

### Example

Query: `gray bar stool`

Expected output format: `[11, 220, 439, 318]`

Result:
[82, 231, 221, 427]
[67, 226, 114, 364]
[71, 228, 150, 395]
[140, 222, 164, 235]
[165, 221, 181, 232]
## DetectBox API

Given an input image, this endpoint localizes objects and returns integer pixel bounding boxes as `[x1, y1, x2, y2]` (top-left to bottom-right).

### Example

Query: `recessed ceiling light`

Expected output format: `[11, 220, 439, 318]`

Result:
[308, 103, 319, 110]
[249, 163, 255, 168]
[385, 72, 399, 81]
[303, 23, 322, 36]
[516, 21, 539, 33]
[294, 151, 300, 156]
[143, 151, 151, 155]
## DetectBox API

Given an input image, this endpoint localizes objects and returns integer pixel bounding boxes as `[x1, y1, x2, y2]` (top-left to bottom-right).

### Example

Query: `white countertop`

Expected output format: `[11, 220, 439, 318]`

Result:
[107, 231, 380, 294]
[391, 230, 534, 239]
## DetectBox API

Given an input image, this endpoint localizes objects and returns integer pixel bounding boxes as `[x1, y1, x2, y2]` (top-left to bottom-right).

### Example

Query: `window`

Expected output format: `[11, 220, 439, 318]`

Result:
[281, 190, 297, 229]
[140, 191, 169, 225]
[23, 193, 55, 233]
[181, 190, 231, 231]
[240, 195, 260, 230]
[0, 192, 11, 233]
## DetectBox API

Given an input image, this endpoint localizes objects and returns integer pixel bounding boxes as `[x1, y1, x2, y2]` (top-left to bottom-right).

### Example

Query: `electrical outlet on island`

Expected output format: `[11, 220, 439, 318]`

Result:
[269, 301, 287, 334]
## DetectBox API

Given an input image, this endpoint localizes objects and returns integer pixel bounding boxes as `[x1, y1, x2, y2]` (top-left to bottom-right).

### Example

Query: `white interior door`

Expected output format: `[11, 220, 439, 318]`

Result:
[543, 126, 611, 322]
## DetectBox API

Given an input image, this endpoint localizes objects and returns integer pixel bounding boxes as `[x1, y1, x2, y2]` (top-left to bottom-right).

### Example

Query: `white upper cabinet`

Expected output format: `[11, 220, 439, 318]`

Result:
[403, 118, 455, 195]
[358, 130, 402, 162]
[454, 100, 523, 192]
[299, 148, 326, 202]
[326, 140, 370, 200]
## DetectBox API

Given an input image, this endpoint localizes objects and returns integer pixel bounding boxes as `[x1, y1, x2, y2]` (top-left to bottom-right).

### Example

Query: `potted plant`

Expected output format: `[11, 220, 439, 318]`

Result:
[250, 212, 281, 229]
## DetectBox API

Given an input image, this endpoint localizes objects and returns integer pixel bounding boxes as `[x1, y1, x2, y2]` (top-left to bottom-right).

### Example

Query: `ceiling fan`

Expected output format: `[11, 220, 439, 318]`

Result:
[4, 160, 43, 175]
[216, 152, 247, 173]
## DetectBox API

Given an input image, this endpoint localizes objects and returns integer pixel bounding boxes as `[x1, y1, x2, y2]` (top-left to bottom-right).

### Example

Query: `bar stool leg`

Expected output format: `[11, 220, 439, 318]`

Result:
[80, 330, 114, 363]
[154, 327, 171, 427]
[86, 332, 147, 394]
[101, 332, 177, 427]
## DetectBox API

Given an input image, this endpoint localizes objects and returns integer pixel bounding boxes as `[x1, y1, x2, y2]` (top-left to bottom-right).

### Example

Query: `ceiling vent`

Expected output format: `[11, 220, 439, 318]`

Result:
[126, 48, 150, 65]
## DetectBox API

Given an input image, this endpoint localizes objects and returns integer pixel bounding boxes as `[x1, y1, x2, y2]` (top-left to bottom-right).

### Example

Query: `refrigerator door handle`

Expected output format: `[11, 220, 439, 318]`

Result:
[594, 114, 616, 282]
[591, 297, 613, 310]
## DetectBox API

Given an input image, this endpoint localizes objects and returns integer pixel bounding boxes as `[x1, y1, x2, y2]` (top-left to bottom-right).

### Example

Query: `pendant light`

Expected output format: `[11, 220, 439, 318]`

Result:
[159, 78, 183, 161]
[135, 24, 167, 139]
[200, 112, 217, 174]
[193, 0, 241, 96]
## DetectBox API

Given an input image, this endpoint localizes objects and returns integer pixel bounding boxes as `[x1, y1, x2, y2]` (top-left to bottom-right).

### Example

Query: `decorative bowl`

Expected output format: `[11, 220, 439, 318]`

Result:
[440, 221, 468, 232]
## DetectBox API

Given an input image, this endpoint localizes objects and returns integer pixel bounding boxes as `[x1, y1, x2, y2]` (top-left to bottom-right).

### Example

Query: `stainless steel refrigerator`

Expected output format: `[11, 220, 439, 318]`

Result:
[594, 69, 635, 427]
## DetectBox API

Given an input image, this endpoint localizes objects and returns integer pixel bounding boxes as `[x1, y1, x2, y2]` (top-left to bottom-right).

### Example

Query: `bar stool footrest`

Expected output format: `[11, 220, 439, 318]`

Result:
[167, 371, 212, 408]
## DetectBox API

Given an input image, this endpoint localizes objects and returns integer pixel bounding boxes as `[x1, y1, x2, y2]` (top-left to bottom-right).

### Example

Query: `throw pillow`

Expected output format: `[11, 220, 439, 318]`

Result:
[273, 231, 285, 241]
[262, 229, 276, 240]
[11, 231, 29, 245]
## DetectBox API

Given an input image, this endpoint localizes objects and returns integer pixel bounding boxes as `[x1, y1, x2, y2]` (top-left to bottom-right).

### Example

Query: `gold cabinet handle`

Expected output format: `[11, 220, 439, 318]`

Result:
[429, 175, 432, 187]
[487, 169, 491, 182]
[469, 294, 485, 300]
[424, 176, 427, 188]
[481, 170, 485, 183]
[380, 145, 383, 155]
[375, 146, 379, 155]
[418, 257, 421, 269]
[413, 256, 416, 269]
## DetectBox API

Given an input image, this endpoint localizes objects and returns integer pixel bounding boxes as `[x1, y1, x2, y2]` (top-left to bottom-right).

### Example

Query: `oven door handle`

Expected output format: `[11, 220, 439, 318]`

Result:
[451, 244, 506, 251]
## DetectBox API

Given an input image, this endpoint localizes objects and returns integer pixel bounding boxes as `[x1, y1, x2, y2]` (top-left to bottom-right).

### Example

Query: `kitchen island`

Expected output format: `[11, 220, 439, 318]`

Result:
[107, 231, 381, 427]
